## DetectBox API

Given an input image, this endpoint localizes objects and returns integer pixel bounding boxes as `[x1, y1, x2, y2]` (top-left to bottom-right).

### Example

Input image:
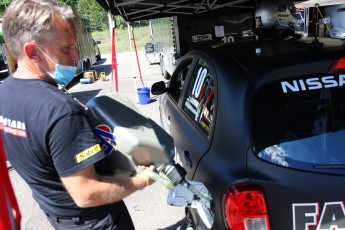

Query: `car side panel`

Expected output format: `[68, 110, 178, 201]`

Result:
[161, 92, 210, 179]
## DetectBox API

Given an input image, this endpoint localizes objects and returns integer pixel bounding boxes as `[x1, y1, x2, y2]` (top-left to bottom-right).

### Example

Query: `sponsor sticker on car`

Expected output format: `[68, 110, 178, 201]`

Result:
[281, 74, 345, 93]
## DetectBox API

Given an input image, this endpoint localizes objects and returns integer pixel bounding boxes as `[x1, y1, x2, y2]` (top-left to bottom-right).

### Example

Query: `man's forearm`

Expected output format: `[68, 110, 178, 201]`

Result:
[61, 165, 149, 208]
[92, 175, 147, 206]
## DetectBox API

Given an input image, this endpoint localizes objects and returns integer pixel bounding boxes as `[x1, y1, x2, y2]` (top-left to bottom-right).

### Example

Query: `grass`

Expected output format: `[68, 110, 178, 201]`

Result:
[92, 25, 152, 55]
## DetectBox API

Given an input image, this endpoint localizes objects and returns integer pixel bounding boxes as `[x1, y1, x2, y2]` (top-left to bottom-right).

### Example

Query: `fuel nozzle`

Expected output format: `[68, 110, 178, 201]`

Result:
[156, 163, 186, 185]
[158, 162, 214, 227]
[156, 163, 213, 201]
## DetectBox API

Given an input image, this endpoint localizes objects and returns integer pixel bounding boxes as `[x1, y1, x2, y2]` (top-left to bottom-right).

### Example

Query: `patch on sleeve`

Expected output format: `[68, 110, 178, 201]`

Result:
[75, 144, 102, 163]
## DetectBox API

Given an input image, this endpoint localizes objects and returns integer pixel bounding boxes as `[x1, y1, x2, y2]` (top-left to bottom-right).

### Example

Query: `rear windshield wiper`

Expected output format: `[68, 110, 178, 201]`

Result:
[314, 164, 345, 169]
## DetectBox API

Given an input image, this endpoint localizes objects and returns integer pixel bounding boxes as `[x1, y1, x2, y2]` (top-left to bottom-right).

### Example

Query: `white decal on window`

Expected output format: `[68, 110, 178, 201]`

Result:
[192, 67, 208, 98]
[281, 75, 345, 93]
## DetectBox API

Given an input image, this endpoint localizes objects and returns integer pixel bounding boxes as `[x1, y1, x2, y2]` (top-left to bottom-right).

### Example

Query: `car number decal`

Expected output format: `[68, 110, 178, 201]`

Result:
[185, 67, 209, 117]
[192, 67, 208, 99]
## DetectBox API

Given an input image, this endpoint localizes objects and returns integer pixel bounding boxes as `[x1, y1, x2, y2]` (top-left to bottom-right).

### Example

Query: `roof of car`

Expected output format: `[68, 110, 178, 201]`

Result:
[195, 37, 345, 86]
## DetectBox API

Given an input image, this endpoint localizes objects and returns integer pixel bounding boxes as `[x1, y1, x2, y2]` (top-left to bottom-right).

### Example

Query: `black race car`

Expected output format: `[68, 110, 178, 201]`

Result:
[151, 37, 345, 230]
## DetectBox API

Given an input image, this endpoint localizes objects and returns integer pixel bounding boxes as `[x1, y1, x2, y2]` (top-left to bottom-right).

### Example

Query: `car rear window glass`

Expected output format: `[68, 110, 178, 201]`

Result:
[252, 72, 345, 169]
[183, 58, 215, 135]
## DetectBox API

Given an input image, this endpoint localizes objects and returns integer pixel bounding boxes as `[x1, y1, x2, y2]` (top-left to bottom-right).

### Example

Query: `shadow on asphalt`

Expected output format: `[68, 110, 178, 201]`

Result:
[158, 218, 186, 230]
[93, 64, 111, 76]
[93, 57, 111, 76]
[95, 58, 107, 65]
[148, 97, 157, 104]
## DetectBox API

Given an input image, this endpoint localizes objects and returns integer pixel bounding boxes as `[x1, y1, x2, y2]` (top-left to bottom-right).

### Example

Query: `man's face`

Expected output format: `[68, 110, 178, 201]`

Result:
[39, 16, 80, 73]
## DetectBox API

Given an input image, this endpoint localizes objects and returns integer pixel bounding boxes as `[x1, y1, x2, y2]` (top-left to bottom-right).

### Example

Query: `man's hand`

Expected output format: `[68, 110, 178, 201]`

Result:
[136, 165, 156, 187]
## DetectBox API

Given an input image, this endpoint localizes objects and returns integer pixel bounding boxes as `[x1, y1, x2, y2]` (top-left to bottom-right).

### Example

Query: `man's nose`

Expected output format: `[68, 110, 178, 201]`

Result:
[71, 46, 80, 62]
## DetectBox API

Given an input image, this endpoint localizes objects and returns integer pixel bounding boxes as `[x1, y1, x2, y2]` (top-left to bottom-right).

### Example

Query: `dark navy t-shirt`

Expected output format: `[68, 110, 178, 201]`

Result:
[0, 76, 107, 217]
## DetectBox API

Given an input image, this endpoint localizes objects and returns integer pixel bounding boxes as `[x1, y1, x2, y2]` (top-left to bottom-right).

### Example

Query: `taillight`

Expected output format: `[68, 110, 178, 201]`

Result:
[224, 184, 271, 230]
[329, 57, 345, 72]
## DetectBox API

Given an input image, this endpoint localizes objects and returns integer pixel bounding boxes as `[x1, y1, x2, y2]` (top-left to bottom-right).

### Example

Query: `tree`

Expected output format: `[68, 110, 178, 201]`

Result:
[77, 0, 108, 31]
[115, 16, 127, 30]
[0, 0, 11, 17]
[57, 0, 78, 8]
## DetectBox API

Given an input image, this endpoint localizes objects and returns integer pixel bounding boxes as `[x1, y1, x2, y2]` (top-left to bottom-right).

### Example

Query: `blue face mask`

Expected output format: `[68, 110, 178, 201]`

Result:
[47, 64, 77, 86]
[37, 46, 77, 86]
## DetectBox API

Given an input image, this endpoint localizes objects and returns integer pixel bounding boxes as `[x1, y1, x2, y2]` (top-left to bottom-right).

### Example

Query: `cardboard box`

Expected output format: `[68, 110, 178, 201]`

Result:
[84, 70, 98, 81]
[99, 72, 106, 81]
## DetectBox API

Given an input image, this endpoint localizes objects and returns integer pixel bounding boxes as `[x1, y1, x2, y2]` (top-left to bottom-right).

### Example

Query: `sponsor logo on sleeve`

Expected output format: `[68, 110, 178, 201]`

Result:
[75, 144, 102, 163]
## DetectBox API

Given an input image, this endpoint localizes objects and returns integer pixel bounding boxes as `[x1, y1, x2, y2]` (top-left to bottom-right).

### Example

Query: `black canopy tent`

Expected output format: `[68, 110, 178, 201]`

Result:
[94, 0, 260, 22]
[95, 0, 345, 22]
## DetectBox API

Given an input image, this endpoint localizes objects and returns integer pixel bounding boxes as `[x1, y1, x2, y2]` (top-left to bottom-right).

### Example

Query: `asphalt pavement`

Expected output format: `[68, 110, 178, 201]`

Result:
[8, 51, 186, 230]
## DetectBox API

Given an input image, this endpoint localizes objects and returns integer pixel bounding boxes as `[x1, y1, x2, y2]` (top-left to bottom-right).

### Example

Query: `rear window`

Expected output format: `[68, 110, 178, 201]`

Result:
[252, 72, 345, 169]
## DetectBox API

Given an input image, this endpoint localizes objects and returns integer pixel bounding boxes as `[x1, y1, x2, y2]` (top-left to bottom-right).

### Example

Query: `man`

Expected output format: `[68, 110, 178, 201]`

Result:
[0, 0, 155, 229]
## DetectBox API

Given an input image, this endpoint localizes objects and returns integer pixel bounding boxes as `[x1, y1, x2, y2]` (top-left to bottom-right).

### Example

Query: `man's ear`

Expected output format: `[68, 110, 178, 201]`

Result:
[23, 42, 41, 62]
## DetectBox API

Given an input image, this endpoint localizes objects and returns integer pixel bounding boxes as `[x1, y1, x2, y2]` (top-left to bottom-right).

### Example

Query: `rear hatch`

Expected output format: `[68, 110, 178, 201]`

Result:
[249, 39, 345, 229]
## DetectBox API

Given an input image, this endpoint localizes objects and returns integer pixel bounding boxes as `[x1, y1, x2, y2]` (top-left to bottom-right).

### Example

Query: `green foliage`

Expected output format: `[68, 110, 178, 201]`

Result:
[57, 0, 78, 8]
[114, 15, 149, 29]
[0, 0, 11, 17]
[114, 16, 127, 30]
[58, 0, 108, 31]
[77, 0, 108, 31]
